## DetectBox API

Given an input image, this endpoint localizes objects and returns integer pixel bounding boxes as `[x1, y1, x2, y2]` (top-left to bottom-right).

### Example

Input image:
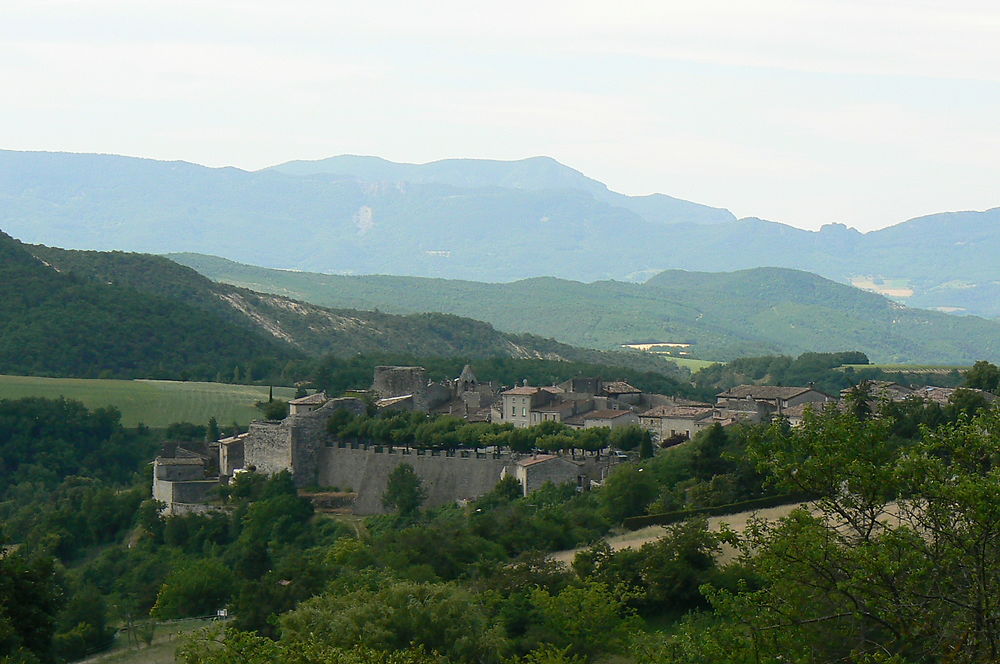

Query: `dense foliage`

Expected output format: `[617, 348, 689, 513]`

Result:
[3, 360, 1000, 663]
[174, 249, 1000, 364]
[23, 237, 690, 380]
[692, 350, 963, 395]
[0, 231, 299, 381]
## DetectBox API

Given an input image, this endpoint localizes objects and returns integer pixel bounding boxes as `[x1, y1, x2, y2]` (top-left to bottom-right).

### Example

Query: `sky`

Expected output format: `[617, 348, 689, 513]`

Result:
[2, 0, 999, 232]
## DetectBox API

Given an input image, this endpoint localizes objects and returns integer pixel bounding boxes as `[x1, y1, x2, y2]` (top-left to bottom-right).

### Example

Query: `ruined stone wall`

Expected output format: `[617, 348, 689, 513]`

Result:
[519, 458, 584, 496]
[373, 366, 428, 400]
[242, 421, 290, 474]
[315, 447, 612, 515]
[219, 441, 245, 476]
[422, 383, 453, 410]
[154, 462, 204, 482]
[316, 446, 513, 514]
[153, 478, 220, 515]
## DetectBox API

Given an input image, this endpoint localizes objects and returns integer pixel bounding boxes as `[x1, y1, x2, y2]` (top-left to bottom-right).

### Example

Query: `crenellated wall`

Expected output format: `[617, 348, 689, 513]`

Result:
[316, 445, 513, 514]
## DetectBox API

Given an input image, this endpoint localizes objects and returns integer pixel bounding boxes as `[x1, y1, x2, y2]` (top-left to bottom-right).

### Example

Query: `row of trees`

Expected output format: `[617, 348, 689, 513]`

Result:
[326, 409, 654, 455]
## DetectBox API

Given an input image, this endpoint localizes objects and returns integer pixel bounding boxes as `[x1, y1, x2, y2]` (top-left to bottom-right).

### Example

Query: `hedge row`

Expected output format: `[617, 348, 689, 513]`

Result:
[622, 493, 814, 530]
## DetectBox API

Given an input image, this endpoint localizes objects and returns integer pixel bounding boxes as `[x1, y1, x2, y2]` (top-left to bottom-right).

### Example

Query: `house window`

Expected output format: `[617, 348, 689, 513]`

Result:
[522, 407, 526, 416]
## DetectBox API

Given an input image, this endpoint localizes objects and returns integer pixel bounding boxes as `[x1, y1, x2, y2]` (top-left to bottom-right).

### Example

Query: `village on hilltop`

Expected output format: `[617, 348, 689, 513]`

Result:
[153, 366, 993, 517]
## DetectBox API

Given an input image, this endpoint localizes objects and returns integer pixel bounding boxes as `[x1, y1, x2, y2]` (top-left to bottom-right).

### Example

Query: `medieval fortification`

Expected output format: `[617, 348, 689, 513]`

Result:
[154, 366, 610, 515]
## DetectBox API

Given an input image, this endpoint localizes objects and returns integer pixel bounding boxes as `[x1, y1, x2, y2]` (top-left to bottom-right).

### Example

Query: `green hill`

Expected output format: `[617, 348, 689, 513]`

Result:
[168, 253, 1000, 365]
[17, 237, 686, 379]
[0, 231, 298, 380]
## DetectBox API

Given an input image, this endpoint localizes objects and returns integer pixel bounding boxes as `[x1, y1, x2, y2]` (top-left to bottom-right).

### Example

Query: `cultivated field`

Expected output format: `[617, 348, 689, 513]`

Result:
[655, 356, 718, 371]
[0, 375, 298, 427]
[839, 364, 968, 375]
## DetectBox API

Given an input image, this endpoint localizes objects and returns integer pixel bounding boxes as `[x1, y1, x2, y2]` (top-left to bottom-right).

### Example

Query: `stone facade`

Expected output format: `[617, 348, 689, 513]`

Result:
[152, 457, 218, 515]
[510, 455, 589, 496]
[638, 405, 715, 442]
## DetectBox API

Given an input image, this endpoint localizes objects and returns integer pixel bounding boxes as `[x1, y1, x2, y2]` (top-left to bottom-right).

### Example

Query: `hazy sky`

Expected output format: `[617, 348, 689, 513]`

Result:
[3, 0, 999, 231]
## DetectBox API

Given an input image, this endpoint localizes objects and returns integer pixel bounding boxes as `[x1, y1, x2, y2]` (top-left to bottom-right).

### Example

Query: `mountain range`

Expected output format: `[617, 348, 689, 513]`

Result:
[2, 149, 998, 318]
[167, 253, 1000, 365]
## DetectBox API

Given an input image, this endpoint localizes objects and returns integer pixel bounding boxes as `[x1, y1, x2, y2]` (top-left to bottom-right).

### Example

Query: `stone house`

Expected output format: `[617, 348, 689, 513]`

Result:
[152, 456, 218, 515]
[638, 404, 715, 442]
[600, 381, 643, 405]
[218, 432, 248, 479]
[506, 454, 589, 496]
[577, 409, 638, 430]
[289, 392, 329, 415]
[496, 385, 565, 428]
[716, 385, 835, 422]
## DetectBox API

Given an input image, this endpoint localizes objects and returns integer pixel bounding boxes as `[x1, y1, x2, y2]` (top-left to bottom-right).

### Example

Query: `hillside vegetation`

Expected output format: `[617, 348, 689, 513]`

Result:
[170, 253, 1000, 365]
[5, 377, 1000, 664]
[0, 231, 298, 381]
[10, 234, 687, 381]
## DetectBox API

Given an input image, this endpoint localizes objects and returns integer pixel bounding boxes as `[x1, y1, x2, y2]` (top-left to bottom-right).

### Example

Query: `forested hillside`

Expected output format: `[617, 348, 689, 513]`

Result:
[170, 254, 1000, 364]
[0, 232, 298, 380]
[14, 237, 687, 380]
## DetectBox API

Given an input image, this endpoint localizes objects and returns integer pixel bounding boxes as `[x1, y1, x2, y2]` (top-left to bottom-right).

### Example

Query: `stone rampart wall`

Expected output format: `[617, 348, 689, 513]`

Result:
[520, 458, 584, 496]
[316, 446, 513, 514]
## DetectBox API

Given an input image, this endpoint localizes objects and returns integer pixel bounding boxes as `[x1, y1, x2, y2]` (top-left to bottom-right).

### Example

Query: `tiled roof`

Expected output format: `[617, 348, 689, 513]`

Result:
[839, 380, 913, 399]
[602, 381, 642, 394]
[534, 402, 575, 413]
[517, 454, 560, 467]
[780, 403, 821, 418]
[640, 405, 714, 420]
[717, 385, 824, 400]
[516, 454, 580, 468]
[911, 386, 998, 405]
[156, 457, 204, 465]
[289, 392, 327, 405]
[583, 409, 633, 420]
[503, 386, 541, 395]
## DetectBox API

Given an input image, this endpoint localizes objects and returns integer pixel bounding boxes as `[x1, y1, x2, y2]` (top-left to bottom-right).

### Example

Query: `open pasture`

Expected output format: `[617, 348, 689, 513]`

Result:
[0, 375, 298, 427]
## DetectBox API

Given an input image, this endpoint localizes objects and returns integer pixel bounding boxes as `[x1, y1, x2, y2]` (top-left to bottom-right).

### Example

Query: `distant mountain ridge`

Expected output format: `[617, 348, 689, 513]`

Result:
[266, 155, 737, 226]
[169, 253, 1000, 366]
[1, 149, 998, 316]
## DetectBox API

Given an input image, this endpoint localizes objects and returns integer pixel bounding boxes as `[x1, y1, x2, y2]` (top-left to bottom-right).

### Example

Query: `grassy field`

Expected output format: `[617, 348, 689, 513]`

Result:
[840, 364, 968, 374]
[655, 356, 719, 372]
[0, 375, 299, 427]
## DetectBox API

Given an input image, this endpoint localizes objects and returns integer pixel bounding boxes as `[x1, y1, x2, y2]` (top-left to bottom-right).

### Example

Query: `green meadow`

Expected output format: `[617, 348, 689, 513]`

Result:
[655, 355, 719, 372]
[839, 364, 968, 375]
[0, 375, 298, 427]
